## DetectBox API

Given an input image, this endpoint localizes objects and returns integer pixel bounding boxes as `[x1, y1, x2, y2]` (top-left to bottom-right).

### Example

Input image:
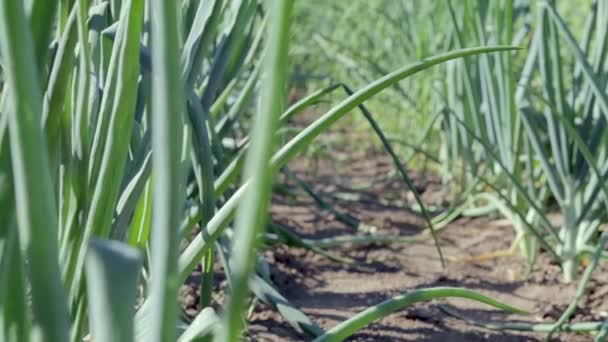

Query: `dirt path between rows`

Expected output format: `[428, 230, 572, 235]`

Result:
[245, 154, 608, 341]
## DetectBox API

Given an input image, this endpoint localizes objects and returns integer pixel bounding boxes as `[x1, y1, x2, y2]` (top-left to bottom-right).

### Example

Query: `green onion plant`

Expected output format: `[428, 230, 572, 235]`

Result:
[0, 0, 529, 341]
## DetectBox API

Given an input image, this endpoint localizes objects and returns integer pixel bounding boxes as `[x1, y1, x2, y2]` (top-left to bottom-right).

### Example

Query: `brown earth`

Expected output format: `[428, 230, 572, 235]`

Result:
[241, 153, 608, 342]
[178, 139, 608, 341]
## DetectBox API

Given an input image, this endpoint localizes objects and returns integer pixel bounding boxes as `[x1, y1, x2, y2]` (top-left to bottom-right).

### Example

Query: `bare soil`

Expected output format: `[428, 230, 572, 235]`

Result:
[242, 152, 608, 342]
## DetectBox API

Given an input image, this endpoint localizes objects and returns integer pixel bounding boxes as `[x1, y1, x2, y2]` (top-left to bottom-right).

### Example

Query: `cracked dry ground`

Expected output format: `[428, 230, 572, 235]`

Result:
[246, 153, 608, 342]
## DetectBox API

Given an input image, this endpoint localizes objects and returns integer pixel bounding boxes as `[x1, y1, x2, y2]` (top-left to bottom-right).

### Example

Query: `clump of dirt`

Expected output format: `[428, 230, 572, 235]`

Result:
[244, 152, 608, 341]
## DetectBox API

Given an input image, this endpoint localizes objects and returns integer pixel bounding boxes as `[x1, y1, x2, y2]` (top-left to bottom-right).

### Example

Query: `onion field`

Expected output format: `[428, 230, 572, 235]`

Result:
[0, 0, 607, 341]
